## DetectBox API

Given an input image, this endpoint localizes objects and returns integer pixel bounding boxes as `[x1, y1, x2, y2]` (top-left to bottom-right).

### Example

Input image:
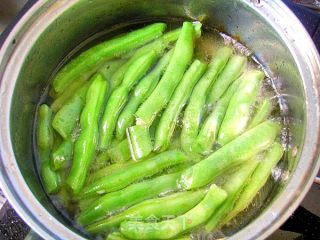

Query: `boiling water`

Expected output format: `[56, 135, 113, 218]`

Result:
[34, 19, 289, 239]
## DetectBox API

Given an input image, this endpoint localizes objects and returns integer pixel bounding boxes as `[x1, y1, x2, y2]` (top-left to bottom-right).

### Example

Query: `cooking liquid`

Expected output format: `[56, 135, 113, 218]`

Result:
[34, 19, 288, 239]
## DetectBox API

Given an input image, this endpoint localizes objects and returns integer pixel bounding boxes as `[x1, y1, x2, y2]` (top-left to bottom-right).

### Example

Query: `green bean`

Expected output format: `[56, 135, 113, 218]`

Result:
[109, 28, 181, 91]
[52, 23, 166, 94]
[51, 80, 90, 112]
[99, 51, 158, 150]
[116, 50, 173, 140]
[51, 139, 73, 170]
[248, 98, 273, 129]
[154, 60, 207, 152]
[192, 80, 240, 154]
[179, 120, 281, 190]
[222, 142, 284, 224]
[78, 196, 98, 212]
[120, 184, 227, 239]
[66, 74, 108, 194]
[108, 139, 131, 163]
[107, 232, 128, 240]
[37, 105, 60, 193]
[77, 171, 182, 225]
[217, 70, 265, 146]
[99, 58, 127, 86]
[87, 189, 207, 234]
[180, 47, 233, 152]
[52, 96, 83, 139]
[135, 22, 196, 127]
[87, 161, 136, 185]
[206, 55, 247, 104]
[81, 150, 187, 197]
[127, 125, 153, 160]
[204, 160, 259, 232]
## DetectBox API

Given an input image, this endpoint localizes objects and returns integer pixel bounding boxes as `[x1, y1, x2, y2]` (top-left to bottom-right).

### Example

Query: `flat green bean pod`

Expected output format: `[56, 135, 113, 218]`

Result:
[222, 142, 284, 224]
[52, 23, 166, 94]
[120, 184, 227, 239]
[217, 70, 265, 146]
[87, 189, 207, 234]
[66, 74, 108, 194]
[154, 59, 207, 152]
[99, 51, 158, 150]
[180, 47, 233, 152]
[179, 120, 281, 190]
[135, 22, 196, 127]
[192, 80, 240, 154]
[116, 50, 173, 140]
[77, 171, 182, 225]
[81, 150, 187, 197]
[248, 98, 273, 129]
[207, 55, 247, 105]
[127, 125, 153, 160]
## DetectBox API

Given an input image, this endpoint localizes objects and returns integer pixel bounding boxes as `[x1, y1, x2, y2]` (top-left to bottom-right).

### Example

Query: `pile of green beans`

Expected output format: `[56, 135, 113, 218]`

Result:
[35, 21, 285, 239]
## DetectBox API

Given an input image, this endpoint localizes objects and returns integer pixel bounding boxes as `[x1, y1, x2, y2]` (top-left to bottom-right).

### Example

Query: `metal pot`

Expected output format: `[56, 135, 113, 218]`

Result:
[0, 0, 319, 239]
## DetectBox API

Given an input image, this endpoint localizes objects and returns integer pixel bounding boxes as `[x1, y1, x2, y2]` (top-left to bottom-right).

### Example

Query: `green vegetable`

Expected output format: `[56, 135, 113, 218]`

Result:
[51, 80, 90, 112]
[52, 23, 166, 94]
[222, 142, 284, 223]
[116, 50, 173, 140]
[192, 80, 240, 154]
[99, 51, 158, 150]
[66, 74, 108, 194]
[154, 59, 207, 152]
[135, 22, 196, 127]
[127, 125, 153, 160]
[204, 159, 259, 232]
[108, 139, 131, 163]
[51, 139, 73, 170]
[81, 150, 187, 197]
[87, 161, 135, 184]
[206, 55, 247, 104]
[180, 47, 233, 152]
[179, 120, 281, 190]
[217, 70, 265, 146]
[120, 184, 227, 239]
[248, 98, 273, 129]
[106, 232, 128, 240]
[77, 171, 182, 225]
[52, 96, 83, 139]
[87, 189, 207, 234]
[37, 104, 60, 193]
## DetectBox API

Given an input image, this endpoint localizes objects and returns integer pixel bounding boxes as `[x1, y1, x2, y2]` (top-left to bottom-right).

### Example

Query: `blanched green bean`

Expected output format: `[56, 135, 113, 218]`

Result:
[192, 80, 240, 154]
[52, 96, 83, 139]
[135, 22, 196, 127]
[207, 55, 247, 104]
[204, 159, 259, 232]
[248, 98, 273, 129]
[108, 139, 131, 163]
[51, 139, 73, 170]
[52, 23, 166, 94]
[81, 150, 187, 197]
[120, 184, 227, 239]
[66, 74, 108, 194]
[99, 51, 158, 150]
[179, 120, 281, 190]
[218, 70, 265, 146]
[37, 104, 61, 193]
[107, 232, 128, 240]
[99, 58, 127, 88]
[154, 60, 207, 152]
[51, 80, 90, 112]
[180, 47, 233, 152]
[87, 189, 207, 234]
[127, 125, 153, 160]
[223, 142, 284, 223]
[116, 50, 173, 140]
[77, 171, 182, 225]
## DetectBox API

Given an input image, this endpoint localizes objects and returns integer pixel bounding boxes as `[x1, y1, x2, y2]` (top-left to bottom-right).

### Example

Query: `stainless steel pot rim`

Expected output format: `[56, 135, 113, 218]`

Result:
[0, 1, 319, 240]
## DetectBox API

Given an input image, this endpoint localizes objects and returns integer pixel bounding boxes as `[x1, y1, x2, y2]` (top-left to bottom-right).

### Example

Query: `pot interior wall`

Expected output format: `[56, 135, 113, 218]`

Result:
[9, 0, 304, 237]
